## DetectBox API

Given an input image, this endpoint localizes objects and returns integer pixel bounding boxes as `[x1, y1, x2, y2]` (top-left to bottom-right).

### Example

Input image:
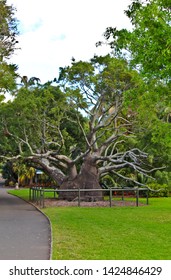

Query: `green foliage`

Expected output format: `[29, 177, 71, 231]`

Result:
[0, 0, 18, 93]
[1, 160, 17, 183]
[0, 0, 18, 58]
[100, 174, 116, 188]
[155, 170, 171, 184]
[130, 81, 171, 171]
[59, 55, 143, 145]
[13, 160, 36, 186]
[0, 83, 87, 160]
[148, 182, 169, 197]
[103, 0, 171, 80]
[0, 62, 18, 93]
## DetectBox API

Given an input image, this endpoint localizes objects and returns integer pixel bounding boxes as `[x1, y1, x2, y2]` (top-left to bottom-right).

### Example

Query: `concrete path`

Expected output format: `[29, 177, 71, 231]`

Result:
[0, 188, 51, 260]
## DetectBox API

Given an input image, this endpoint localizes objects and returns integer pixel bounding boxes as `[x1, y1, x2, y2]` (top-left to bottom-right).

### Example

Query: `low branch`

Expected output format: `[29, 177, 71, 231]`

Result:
[110, 171, 148, 187]
[99, 163, 127, 175]
[0, 155, 22, 161]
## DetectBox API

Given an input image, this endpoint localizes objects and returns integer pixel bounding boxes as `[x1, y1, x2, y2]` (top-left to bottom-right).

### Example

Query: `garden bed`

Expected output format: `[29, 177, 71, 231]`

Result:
[43, 198, 146, 207]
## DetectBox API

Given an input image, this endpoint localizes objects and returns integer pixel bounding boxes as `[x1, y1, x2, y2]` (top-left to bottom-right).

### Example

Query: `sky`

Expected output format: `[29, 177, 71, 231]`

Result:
[7, 0, 132, 83]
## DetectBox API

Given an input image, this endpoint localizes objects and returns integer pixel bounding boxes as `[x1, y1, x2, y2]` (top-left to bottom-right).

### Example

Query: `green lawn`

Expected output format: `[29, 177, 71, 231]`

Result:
[8, 189, 171, 260]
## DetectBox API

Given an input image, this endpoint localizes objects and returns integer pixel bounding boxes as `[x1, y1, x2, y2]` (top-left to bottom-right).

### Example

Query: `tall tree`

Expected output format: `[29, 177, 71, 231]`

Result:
[0, 56, 160, 200]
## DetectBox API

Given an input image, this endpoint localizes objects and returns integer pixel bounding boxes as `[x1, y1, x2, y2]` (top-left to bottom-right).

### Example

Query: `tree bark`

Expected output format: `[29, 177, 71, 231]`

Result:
[59, 155, 103, 201]
[27, 157, 66, 185]
[28, 155, 103, 201]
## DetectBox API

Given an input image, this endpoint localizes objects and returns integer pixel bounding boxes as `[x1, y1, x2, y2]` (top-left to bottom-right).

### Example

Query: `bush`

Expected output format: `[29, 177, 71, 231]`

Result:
[147, 183, 169, 197]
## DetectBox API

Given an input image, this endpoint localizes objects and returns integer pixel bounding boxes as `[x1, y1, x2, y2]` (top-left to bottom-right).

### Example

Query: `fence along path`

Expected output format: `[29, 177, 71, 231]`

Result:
[30, 186, 150, 208]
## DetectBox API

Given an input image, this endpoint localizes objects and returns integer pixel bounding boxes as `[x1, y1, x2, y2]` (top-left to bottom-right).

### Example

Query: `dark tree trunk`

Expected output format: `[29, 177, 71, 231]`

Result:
[59, 155, 103, 201]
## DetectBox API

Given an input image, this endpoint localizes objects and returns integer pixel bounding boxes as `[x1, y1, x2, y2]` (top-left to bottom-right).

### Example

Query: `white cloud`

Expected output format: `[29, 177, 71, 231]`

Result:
[8, 0, 132, 83]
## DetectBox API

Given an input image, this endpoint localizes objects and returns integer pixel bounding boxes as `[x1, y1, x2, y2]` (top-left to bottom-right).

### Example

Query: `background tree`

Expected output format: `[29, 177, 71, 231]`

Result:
[102, 0, 171, 80]
[13, 160, 36, 187]
[0, 0, 18, 94]
[1, 160, 17, 185]
[98, 0, 171, 188]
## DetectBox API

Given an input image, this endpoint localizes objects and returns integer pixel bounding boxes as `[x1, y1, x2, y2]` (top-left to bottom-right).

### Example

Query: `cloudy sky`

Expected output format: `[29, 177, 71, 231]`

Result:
[8, 0, 132, 83]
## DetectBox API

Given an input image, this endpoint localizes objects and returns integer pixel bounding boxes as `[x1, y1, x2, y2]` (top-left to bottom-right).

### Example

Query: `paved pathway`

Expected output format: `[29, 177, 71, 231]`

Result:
[0, 188, 51, 260]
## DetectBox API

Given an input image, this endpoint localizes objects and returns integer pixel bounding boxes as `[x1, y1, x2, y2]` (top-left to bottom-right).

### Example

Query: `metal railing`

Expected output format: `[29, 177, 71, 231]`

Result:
[29, 187, 149, 208]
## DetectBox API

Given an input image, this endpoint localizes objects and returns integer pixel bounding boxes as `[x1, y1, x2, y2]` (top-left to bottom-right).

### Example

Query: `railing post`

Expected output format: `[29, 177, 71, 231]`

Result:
[109, 188, 112, 207]
[40, 188, 42, 207]
[42, 189, 45, 208]
[34, 188, 36, 202]
[78, 188, 81, 207]
[29, 188, 31, 201]
[36, 188, 39, 205]
[136, 188, 139, 207]
[122, 187, 124, 201]
[32, 188, 33, 201]
[146, 188, 149, 205]
[33, 188, 35, 202]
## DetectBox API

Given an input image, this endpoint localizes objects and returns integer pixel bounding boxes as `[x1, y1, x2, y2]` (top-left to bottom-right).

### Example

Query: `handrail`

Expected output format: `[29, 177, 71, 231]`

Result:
[29, 186, 150, 208]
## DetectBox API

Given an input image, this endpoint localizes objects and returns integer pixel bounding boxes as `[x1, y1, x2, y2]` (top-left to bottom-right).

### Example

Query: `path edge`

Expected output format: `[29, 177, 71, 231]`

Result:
[7, 191, 53, 260]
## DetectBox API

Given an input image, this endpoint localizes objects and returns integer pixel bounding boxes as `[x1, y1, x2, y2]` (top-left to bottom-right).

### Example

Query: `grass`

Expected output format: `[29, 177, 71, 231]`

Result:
[8, 189, 171, 260]
[8, 188, 56, 200]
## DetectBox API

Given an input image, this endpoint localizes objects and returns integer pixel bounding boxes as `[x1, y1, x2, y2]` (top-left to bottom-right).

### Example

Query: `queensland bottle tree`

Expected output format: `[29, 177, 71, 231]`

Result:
[0, 55, 162, 201]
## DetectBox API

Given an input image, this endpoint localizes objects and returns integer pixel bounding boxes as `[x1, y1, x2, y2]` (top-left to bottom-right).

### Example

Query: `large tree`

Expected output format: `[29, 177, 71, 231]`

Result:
[1, 0, 170, 199]
[0, 55, 159, 200]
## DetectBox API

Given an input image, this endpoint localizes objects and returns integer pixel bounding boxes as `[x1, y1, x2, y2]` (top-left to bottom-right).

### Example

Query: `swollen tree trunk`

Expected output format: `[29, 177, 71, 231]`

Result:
[29, 155, 103, 201]
[59, 155, 103, 201]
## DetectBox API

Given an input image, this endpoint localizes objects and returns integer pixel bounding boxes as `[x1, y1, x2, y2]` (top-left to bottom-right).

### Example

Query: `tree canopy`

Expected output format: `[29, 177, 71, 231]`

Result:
[0, 0, 18, 94]
[97, 0, 171, 187]
[101, 0, 171, 80]
[0, 54, 165, 199]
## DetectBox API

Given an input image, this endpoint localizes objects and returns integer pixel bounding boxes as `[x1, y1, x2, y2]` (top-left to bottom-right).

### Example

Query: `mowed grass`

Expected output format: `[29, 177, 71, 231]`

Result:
[8, 188, 56, 200]
[8, 189, 171, 260]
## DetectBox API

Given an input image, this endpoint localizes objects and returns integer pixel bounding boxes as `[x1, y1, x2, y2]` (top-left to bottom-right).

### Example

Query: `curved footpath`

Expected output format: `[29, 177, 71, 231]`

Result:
[0, 188, 51, 260]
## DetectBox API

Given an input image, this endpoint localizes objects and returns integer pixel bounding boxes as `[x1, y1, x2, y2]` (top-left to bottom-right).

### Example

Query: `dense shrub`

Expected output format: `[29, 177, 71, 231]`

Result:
[147, 183, 169, 197]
